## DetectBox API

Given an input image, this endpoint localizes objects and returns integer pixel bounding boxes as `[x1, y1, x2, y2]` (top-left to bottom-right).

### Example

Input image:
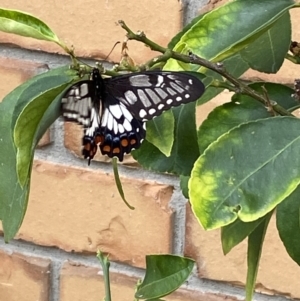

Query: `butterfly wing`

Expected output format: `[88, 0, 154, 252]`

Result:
[61, 79, 102, 163]
[104, 71, 205, 121]
[61, 69, 205, 163]
[97, 95, 146, 161]
[61, 80, 98, 126]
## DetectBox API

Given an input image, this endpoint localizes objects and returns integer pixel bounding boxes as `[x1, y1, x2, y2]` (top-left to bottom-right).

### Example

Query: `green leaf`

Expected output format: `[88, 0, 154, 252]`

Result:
[0, 8, 62, 46]
[146, 111, 174, 156]
[142, 72, 205, 158]
[13, 67, 75, 186]
[112, 158, 134, 210]
[198, 98, 269, 154]
[165, 0, 295, 69]
[0, 89, 28, 235]
[198, 82, 297, 153]
[135, 255, 194, 300]
[277, 186, 300, 265]
[240, 12, 291, 73]
[0, 66, 75, 240]
[237, 82, 298, 111]
[180, 175, 190, 199]
[133, 102, 199, 176]
[168, 14, 205, 50]
[190, 116, 300, 230]
[221, 217, 265, 255]
[246, 212, 272, 301]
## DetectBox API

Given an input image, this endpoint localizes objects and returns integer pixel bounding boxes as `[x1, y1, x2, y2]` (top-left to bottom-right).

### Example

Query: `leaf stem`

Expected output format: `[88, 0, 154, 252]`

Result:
[97, 251, 112, 301]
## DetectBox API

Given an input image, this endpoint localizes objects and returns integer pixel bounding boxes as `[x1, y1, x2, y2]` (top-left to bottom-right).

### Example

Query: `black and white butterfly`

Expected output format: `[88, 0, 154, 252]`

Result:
[61, 68, 205, 163]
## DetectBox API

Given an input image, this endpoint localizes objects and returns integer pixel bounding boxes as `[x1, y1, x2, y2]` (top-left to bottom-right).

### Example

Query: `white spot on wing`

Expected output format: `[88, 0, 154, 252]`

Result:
[118, 124, 125, 134]
[155, 75, 164, 87]
[158, 104, 165, 110]
[129, 75, 151, 87]
[170, 82, 184, 93]
[110, 104, 122, 119]
[139, 109, 147, 118]
[120, 104, 133, 122]
[155, 88, 168, 99]
[107, 112, 113, 130]
[124, 90, 138, 105]
[137, 89, 152, 107]
[101, 108, 109, 127]
[123, 119, 132, 131]
[145, 88, 160, 104]
[113, 119, 118, 134]
[167, 87, 176, 96]
[149, 108, 156, 115]
[86, 108, 100, 136]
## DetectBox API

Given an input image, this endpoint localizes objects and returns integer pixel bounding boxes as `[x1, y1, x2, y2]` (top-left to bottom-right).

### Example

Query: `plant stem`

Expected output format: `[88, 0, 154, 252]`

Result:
[118, 20, 293, 117]
[97, 251, 112, 301]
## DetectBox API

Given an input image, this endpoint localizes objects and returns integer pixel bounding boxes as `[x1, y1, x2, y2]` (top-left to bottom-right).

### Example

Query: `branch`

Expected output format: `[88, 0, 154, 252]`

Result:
[118, 20, 293, 117]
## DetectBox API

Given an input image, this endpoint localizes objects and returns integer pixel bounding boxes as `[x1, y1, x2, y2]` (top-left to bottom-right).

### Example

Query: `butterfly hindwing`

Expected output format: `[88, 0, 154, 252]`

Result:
[98, 97, 146, 160]
[61, 68, 205, 163]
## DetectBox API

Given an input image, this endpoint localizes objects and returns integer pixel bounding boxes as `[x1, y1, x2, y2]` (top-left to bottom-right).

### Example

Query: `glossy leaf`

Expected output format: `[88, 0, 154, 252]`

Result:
[277, 186, 300, 265]
[0, 87, 29, 236]
[133, 102, 199, 176]
[198, 99, 269, 154]
[246, 212, 272, 301]
[165, 0, 295, 70]
[240, 12, 291, 73]
[144, 72, 205, 158]
[14, 67, 74, 186]
[0, 8, 62, 45]
[198, 82, 298, 153]
[146, 111, 174, 156]
[190, 117, 300, 230]
[0, 66, 75, 240]
[112, 158, 134, 210]
[135, 255, 194, 300]
[221, 218, 265, 255]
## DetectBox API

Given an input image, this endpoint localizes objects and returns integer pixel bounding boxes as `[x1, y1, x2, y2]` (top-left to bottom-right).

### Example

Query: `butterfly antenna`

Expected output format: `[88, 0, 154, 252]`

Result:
[104, 41, 121, 61]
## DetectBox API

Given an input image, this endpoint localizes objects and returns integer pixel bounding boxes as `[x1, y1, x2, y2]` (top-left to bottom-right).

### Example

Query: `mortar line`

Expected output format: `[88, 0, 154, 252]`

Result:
[0, 236, 289, 301]
[49, 260, 62, 301]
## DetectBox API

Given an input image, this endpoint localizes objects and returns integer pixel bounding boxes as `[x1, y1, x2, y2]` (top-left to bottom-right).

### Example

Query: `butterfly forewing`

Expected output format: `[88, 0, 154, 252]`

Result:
[105, 71, 205, 121]
[61, 80, 97, 127]
[61, 68, 205, 163]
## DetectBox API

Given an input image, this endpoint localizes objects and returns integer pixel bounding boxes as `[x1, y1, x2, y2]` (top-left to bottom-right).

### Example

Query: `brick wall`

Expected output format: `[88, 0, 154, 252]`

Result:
[0, 1, 300, 301]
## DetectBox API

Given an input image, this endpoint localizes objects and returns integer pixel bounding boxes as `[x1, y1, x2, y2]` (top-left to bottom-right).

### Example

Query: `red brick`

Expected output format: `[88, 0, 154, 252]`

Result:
[185, 204, 300, 299]
[0, 57, 52, 146]
[60, 262, 138, 301]
[0, 1, 182, 63]
[17, 160, 174, 267]
[0, 250, 50, 301]
[61, 261, 238, 301]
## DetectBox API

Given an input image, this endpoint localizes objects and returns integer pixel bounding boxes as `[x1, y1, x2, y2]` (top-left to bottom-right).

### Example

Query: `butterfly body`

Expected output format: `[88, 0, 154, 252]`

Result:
[61, 68, 205, 163]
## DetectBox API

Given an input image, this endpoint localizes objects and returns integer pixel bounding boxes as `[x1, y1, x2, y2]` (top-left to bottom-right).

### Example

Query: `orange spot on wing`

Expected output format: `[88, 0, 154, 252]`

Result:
[113, 147, 120, 154]
[95, 134, 104, 144]
[103, 145, 111, 152]
[130, 139, 137, 145]
[121, 139, 129, 147]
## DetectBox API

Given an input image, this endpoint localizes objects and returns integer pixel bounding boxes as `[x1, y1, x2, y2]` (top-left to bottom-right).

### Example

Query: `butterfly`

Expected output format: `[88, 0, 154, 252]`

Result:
[61, 68, 205, 163]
